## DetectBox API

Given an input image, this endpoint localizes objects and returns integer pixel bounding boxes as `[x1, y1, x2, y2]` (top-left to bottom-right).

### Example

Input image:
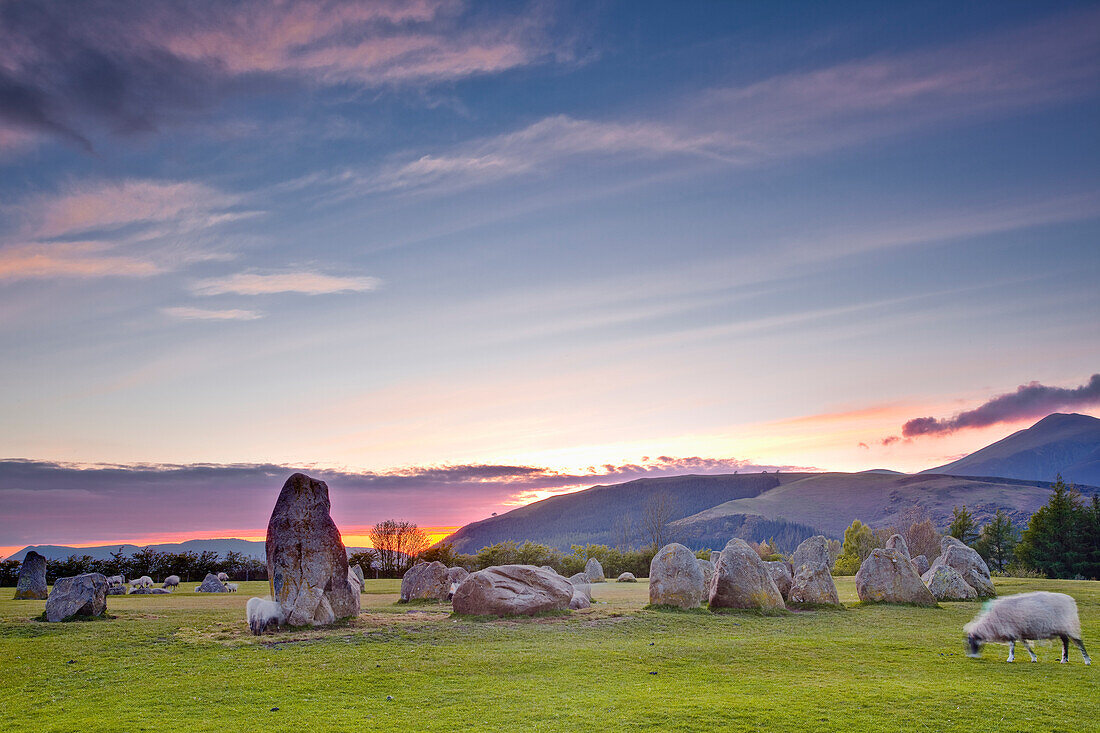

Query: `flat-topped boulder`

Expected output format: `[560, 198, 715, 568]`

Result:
[764, 561, 793, 599]
[266, 473, 361, 626]
[14, 551, 47, 600]
[929, 538, 995, 598]
[196, 573, 227, 593]
[709, 538, 785, 611]
[649, 543, 706, 608]
[584, 558, 605, 583]
[451, 565, 573, 616]
[400, 561, 450, 602]
[45, 573, 108, 622]
[923, 564, 977, 601]
[855, 548, 936, 606]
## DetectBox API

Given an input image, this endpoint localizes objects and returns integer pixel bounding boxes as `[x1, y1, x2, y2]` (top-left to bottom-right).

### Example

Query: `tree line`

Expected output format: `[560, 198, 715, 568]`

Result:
[0, 548, 267, 587]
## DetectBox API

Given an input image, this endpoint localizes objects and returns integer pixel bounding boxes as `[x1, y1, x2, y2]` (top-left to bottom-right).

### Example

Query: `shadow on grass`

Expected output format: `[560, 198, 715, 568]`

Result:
[395, 598, 449, 607]
[449, 609, 572, 623]
[850, 600, 943, 609]
[33, 612, 117, 623]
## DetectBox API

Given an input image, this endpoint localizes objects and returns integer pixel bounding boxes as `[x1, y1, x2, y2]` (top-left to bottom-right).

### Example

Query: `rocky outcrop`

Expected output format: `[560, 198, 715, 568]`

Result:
[788, 536, 839, 605]
[923, 564, 977, 601]
[616, 572, 637, 582]
[400, 561, 450, 602]
[854, 548, 936, 606]
[928, 537, 995, 598]
[885, 534, 910, 560]
[45, 573, 108, 622]
[584, 558, 605, 583]
[451, 565, 573, 616]
[648, 543, 706, 608]
[14, 551, 47, 600]
[266, 473, 361, 626]
[764, 561, 793, 599]
[709, 538, 785, 611]
[196, 573, 227, 593]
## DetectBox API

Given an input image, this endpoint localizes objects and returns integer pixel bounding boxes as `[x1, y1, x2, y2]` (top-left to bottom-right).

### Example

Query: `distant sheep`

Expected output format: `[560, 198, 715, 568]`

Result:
[965, 591, 1091, 664]
[217, 572, 229, 582]
[247, 597, 286, 635]
[163, 575, 180, 590]
[225, 583, 238, 592]
[138, 575, 153, 588]
[106, 575, 125, 587]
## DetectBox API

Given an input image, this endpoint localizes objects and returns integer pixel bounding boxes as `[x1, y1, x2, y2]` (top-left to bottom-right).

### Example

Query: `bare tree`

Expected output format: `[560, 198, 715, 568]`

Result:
[899, 505, 942, 561]
[642, 492, 675, 551]
[368, 520, 429, 577]
[612, 516, 636, 550]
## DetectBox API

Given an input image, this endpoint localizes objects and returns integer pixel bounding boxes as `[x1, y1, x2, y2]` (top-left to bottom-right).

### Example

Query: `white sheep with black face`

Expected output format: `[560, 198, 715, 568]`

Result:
[225, 583, 238, 592]
[246, 597, 286, 635]
[965, 591, 1090, 664]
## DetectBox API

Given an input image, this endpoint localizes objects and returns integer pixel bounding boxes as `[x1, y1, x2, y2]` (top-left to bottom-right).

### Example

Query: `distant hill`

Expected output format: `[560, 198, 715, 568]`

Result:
[927, 413, 1100, 487]
[5, 538, 374, 562]
[444, 470, 1070, 553]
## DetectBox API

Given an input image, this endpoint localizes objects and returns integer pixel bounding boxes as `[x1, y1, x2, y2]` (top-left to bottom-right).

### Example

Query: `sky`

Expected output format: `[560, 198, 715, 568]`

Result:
[2, 0, 1099, 556]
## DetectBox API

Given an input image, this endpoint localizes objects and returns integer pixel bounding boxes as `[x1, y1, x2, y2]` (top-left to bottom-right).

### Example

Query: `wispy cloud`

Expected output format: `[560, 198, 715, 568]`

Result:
[191, 271, 381, 296]
[161, 307, 262, 321]
[0, 242, 163, 281]
[900, 374, 1100, 438]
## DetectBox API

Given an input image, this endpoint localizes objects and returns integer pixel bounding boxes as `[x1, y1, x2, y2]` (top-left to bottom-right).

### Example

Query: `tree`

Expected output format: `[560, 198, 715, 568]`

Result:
[1015, 476, 1085, 578]
[973, 509, 1018, 572]
[833, 519, 875, 574]
[641, 492, 675, 551]
[948, 505, 978, 545]
[369, 520, 430, 577]
[903, 517, 941, 562]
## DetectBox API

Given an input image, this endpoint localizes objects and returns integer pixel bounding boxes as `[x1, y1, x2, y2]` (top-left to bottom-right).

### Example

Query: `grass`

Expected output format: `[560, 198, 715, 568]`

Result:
[1, 577, 1097, 731]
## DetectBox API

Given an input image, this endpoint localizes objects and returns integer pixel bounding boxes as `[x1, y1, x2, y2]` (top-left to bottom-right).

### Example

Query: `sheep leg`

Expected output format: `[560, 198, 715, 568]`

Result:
[1022, 641, 1037, 662]
[1007, 641, 1015, 663]
[1061, 636, 1069, 664]
[1074, 638, 1091, 666]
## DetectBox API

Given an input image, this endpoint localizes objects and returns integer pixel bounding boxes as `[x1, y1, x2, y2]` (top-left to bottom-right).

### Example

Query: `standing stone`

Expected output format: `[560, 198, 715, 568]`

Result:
[567, 573, 592, 609]
[764, 561, 793, 599]
[451, 565, 573, 616]
[697, 558, 715, 591]
[648, 543, 706, 608]
[347, 567, 363, 594]
[400, 561, 450, 602]
[788, 536, 839, 605]
[197, 573, 227, 593]
[14, 551, 47, 600]
[45, 573, 108, 622]
[350, 564, 365, 587]
[709, 538, 785, 611]
[445, 566, 469, 588]
[616, 572, 637, 582]
[928, 537, 995, 598]
[854, 548, 936, 605]
[911, 555, 930, 576]
[584, 558, 605, 583]
[885, 534, 910, 560]
[266, 473, 361, 626]
[922, 565, 977, 601]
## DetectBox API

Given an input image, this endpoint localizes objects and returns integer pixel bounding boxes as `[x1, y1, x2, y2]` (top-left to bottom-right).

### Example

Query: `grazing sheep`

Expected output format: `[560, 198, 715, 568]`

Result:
[162, 575, 180, 590]
[106, 575, 125, 587]
[225, 583, 238, 592]
[965, 591, 1091, 664]
[217, 572, 229, 582]
[247, 597, 286, 635]
[137, 575, 153, 588]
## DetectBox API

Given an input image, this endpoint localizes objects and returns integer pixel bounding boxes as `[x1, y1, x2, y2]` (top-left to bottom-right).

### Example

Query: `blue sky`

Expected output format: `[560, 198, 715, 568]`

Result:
[1, 1, 1098, 549]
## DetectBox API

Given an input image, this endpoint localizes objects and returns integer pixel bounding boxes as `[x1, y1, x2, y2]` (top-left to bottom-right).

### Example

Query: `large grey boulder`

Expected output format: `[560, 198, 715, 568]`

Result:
[266, 473, 361, 626]
[789, 565, 840, 605]
[788, 536, 839, 605]
[790, 536, 831, 571]
[451, 565, 573, 616]
[911, 555, 930, 576]
[196, 573, 227, 593]
[616, 572, 637, 582]
[885, 534, 910, 560]
[584, 558, 605, 583]
[929, 537, 995, 598]
[709, 538, 785, 611]
[106, 585, 127, 595]
[923, 564, 977, 601]
[14, 551, 47, 600]
[130, 587, 171, 595]
[697, 558, 715, 591]
[45, 573, 107, 622]
[764, 561, 793, 599]
[854, 548, 936, 606]
[400, 561, 450, 602]
[648, 543, 706, 608]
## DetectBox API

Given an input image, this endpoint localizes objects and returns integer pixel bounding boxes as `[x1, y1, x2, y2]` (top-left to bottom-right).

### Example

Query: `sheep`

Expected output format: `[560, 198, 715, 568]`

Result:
[217, 572, 229, 582]
[246, 597, 286, 635]
[163, 575, 180, 590]
[447, 582, 460, 601]
[964, 591, 1091, 665]
[137, 575, 153, 588]
[106, 575, 125, 587]
[225, 583, 238, 592]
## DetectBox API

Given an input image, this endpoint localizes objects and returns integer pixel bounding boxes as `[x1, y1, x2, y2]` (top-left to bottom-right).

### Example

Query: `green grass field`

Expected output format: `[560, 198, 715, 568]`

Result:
[1, 577, 1096, 732]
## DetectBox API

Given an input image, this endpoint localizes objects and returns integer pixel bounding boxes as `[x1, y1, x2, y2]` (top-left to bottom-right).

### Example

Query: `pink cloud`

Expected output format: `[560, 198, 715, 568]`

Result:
[0, 242, 162, 281]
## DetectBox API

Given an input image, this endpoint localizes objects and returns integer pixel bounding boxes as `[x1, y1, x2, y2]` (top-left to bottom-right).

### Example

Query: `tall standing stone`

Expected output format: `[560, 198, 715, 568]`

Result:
[788, 536, 839, 605]
[45, 573, 108, 622]
[266, 473, 360, 626]
[648, 543, 706, 608]
[584, 557, 605, 583]
[14, 551, 47, 600]
[709, 538, 785, 611]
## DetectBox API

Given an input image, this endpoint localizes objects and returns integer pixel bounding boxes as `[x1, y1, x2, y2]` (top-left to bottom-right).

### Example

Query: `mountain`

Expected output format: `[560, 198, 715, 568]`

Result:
[5, 538, 374, 562]
[444, 470, 1071, 554]
[927, 413, 1100, 487]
